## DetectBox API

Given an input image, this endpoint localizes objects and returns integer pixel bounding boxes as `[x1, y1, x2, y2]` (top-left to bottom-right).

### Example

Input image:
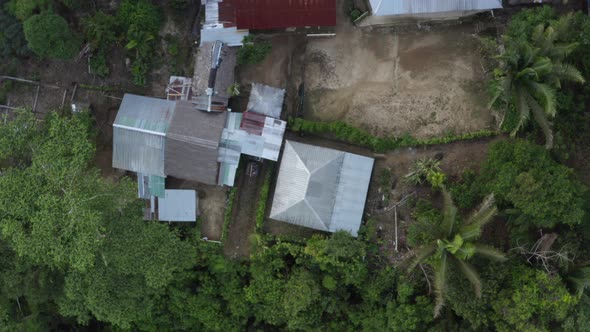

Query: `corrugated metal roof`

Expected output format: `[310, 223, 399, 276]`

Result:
[165, 101, 227, 185]
[217, 111, 286, 186]
[201, 0, 248, 46]
[112, 94, 176, 176]
[270, 141, 374, 236]
[138, 173, 166, 198]
[247, 83, 285, 119]
[218, 0, 336, 30]
[369, 0, 502, 16]
[158, 190, 198, 222]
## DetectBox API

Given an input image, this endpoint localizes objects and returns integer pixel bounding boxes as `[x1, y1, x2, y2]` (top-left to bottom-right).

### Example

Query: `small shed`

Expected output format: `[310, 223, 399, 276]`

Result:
[112, 94, 176, 177]
[270, 141, 374, 236]
[247, 83, 286, 119]
[158, 189, 198, 222]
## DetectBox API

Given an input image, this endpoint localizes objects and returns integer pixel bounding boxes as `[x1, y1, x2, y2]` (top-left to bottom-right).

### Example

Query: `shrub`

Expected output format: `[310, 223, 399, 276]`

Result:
[7, 0, 50, 21]
[238, 35, 271, 65]
[83, 11, 120, 51]
[221, 187, 238, 242]
[289, 118, 498, 152]
[255, 167, 273, 233]
[349, 8, 361, 22]
[404, 158, 441, 186]
[23, 12, 80, 59]
[449, 169, 480, 210]
[480, 139, 587, 231]
[118, 0, 162, 86]
[89, 51, 109, 77]
[0, 7, 30, 57]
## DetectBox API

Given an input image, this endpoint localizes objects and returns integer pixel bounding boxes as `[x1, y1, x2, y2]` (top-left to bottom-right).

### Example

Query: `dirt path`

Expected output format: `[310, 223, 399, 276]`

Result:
[223, 162, 268, 258]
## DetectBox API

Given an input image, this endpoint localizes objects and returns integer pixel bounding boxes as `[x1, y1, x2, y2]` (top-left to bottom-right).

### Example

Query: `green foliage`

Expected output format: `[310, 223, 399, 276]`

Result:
[117, 0, 162, 86]
[449, 169, 480, 210]
[449, 262, 577, 332]
[289, 117, 498, 152]
[23, 12, 80, 60]
[237, 35, 271, 65]
[491, 12, 584, 148]
[89, 51, 109, 77]
[83, 11, 120, 51]
[407, 200, 443, 247]
[349, 8, 361, 22]
[227, 82, 240, 97]
[403, 190, 505, 317]
[405, 158, 441, 186]
[0, 7, 30, 57]
[7, 0, 50, 21]
[506, 6, 557, 40]
[168, 0, 191, 10]
[221, 186, 237, 242]
[480, 139, 586, 231]
[255, 167, 272, 233]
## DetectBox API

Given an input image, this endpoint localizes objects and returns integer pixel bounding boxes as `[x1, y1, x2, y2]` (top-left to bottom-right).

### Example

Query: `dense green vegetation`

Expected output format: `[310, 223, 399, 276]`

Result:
[0, 5, 589, 332]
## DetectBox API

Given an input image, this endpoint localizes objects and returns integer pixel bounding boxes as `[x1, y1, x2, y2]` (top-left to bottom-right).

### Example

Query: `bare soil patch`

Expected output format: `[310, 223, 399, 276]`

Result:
[303, 23, 495, 138]
[166, 177, 227, 241]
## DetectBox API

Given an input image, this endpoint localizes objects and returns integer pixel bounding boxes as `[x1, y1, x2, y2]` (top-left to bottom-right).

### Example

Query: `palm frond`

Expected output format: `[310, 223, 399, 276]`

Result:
[474, 243, 507, 262]
[526, 93, 554, 149]
[531, 57, 552, 76]
[403, 243, 437, 273]
[568, 266, 590, 299]
[528, 81, 557, 117]
[461, 194, 497, 240]
[552, 63, 586, 84]
[452, 256, 482, 298]
[433, 253, 448, 318]
[441, 190, 458, 237]
[516, 67, 539, 81]
[531, 24, 545, 45]
[511, 88, 531, 136]
[549, 42, 578, 60]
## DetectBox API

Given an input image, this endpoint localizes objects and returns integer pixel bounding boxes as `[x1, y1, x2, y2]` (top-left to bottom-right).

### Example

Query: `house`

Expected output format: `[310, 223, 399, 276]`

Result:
[217, 83, 287, 186]
[113, 94, 227, 186]
[269, 141, 374, 236]
[366, 0, 502, 21]
[201, 0, 336, 43]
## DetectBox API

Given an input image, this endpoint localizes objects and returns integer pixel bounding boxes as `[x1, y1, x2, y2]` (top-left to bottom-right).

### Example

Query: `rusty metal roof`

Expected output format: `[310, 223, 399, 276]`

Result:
[219, 0, 336, 30]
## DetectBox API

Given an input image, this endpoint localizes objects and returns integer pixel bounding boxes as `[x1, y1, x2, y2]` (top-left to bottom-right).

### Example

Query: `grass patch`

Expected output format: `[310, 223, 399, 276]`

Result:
[255, 166, 274, 234]
[221, 186, 238, 242]
[290, 118, 499, 152]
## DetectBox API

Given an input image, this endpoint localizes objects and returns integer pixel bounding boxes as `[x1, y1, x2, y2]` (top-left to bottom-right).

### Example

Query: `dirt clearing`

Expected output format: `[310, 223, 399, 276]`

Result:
[304, 23, 495, 138]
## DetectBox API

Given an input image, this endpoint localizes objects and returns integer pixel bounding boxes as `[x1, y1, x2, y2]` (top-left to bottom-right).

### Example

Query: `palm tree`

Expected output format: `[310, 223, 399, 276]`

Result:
[403, 191, 506, 317]
[489, 15, 585, 149]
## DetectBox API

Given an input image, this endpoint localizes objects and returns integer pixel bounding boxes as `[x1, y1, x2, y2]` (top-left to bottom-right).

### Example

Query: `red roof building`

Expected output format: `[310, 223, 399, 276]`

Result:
[219, 0, 336, 30]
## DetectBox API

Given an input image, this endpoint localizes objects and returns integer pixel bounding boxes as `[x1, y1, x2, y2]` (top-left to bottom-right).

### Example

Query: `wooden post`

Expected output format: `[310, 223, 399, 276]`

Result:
[32, 85, 40, 113]
[394, 205, 398, 252]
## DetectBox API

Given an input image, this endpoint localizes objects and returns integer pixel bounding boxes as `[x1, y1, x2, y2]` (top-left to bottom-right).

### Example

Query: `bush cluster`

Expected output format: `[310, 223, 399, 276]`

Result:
[221, 186, 238, 242]
[290, 118, 498, 152]
[255, 167, 273, 233]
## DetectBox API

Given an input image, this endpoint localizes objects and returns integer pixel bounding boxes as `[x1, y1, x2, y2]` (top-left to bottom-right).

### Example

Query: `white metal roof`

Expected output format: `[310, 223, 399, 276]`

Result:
[270, 141, 374, 236]
[158, 190, 197, 222]
[369, 0, 502, 16]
